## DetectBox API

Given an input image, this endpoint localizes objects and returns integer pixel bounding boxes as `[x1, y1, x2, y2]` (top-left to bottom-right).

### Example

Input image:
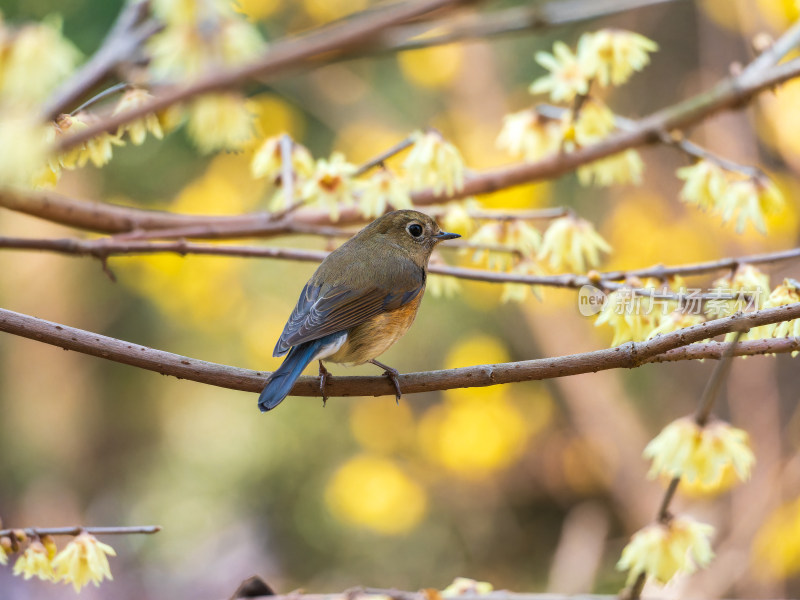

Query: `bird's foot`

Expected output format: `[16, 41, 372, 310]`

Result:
[318, 361, 330, 407]
[369, 359, 402, 404]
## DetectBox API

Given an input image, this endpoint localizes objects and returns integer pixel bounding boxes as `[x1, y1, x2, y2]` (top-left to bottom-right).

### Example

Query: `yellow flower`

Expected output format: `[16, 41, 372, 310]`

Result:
[573, 98, 616, 145]
[646, 311, 705, 339]
[0, 112, 51, 187]
[358, 168, 412, 218]
[187, 93, 255, 153]
[644, 417, 755, 486]
[427, 273, 462, 299]
[113, 88, 164, 145]
[13, 541, 55, 581]
[538, 215, 611, 273]
[0, 536, 9, 566]
[56, 112, 125, 169]
[0, 17, 82, 105]
[500, 260, 544, 303]
[251, 134, 315, 183]
[302, 152, 358, 221]
[496, 110, 563, 161]
[617, 516, 714, 585]
[403, 130, 465, 196]
[468, 222, 511, 271]
[52, 532, 116, 592]
[577, 149, 644, 187]
[440, 198, 480, 236]
[579, 29, 658, 87]
[469, 219, 540, 270]
[706, 264, 771, 319]
[676, 160, 727, 211]
[442, 577, 494, 596]
[530, 40, 591, 102]
[594, 288, 654, 346]
[719, 177, 785, 234]
[751, 280, 800, 346]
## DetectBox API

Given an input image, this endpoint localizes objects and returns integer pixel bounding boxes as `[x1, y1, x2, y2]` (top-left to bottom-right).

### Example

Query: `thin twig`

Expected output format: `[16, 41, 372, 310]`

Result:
[352, 136, 415, 177]
[0, 304, 797, 399]
[0, 525, 161, 537]
[55, 0, 468, 152]
[279, 134, 295, 206]
[0, 235, 747, 299]
[43, 1, 162, 119]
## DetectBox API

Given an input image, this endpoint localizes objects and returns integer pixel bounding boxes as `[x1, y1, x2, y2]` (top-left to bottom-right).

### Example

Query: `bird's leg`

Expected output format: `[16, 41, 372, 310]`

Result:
[368, 359, 402, 404]
[318, 361, 330, 407]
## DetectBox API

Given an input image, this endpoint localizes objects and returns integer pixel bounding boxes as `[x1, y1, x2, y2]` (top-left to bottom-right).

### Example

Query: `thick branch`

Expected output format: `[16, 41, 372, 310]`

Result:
[1, 305, 798, 399]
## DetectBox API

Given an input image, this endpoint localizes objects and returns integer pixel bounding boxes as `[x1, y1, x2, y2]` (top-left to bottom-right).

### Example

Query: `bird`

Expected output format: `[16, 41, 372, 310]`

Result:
[258, 209, 460, 412]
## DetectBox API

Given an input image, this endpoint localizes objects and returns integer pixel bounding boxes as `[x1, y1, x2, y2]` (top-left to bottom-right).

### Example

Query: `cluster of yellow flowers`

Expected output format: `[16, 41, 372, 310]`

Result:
[0, 15, 80, 187]
[677, 160, 785, 233]
[617, 412, 755, 587]
[1, 530, 116, 592]
[148, 0, 266, 153]
[250, 130, 464, 221]
[497, 29, 657, 187]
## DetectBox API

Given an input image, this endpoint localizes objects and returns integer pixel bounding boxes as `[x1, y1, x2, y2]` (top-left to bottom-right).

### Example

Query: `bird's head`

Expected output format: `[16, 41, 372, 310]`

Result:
[367, 209, 460, 260]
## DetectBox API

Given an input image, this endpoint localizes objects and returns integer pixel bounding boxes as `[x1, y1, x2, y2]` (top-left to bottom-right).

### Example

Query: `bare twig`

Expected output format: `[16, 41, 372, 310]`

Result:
[0, 525, 161, 538]
[352, 135, 415, 177]
[279, 134, 296, 206]
[43, 1, 162, 119]
[55, 0, 468, 152]
[370, 0, 682, 53]
[1, 304, 798, 400]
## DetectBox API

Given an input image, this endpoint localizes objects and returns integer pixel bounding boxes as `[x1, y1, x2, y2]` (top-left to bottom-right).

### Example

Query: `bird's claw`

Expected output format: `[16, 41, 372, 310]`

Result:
[318, 361, 330, 407]
[369, 359, 402, 403]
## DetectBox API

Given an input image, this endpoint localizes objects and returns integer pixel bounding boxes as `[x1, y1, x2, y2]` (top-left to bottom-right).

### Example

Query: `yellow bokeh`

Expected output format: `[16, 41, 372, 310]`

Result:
[304, 0, 368, 22]
[756, 0, 800, 29]
[752, 496, 800, 578]
[324, 454, 427, 535]
[235, 0, 282, 21]
[398, 44, 464, 89]
[444, 333, 509, 368]
[250, 93, 307, 141]
[350, 397, 415, 454]
[418, 396, 528, 478]
[334, 119, 407, 165]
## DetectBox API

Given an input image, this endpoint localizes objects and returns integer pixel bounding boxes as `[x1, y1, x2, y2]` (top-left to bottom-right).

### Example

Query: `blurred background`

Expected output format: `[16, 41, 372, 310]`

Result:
[1, 0, 800, 598]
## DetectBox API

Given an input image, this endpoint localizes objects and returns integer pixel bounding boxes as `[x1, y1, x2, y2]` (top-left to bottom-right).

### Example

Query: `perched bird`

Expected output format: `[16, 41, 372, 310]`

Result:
[258, 209, 460, 412]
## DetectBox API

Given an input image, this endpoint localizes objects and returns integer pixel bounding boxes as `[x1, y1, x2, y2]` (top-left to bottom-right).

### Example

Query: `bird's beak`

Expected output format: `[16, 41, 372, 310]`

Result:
[434, 231, 461, 241]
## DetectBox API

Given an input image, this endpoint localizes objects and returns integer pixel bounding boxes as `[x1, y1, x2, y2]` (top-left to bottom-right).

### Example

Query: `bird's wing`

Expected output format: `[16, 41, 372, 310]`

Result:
[273, 273, 424, 357]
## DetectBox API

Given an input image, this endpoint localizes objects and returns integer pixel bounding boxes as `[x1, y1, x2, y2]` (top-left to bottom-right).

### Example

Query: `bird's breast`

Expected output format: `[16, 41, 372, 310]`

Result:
[325, 290, 424, 365]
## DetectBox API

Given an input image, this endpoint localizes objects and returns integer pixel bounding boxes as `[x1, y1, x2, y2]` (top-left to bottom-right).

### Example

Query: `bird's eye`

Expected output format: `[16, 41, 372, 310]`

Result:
[407, 223, 423, 238]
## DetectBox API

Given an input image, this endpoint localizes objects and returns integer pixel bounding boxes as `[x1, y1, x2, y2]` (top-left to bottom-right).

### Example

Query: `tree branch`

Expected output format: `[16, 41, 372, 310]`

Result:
[55, 0, 468, 152]
[1, 304, 798, 400]
[43, 1, 162, 119]
[0, 525, 161, 538]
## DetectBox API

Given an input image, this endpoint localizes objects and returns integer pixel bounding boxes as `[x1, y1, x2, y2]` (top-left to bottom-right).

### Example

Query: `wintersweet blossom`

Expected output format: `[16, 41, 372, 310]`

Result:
[358, 168, 412, 218]
[113, 88, 164, 146]
[595, 288, 652, 346]
[676, 160, 727, 211]
[530, 40, 591, 102]
[500, 260, 544, 303]
[646, 311, 704, 339]
[706, 264, 771, 319]
[403, 130, 465, 196]
[56, 112, 124, 169]
[468, 222, 513, 271]
[573, 98, 616, 145]
[302, 152, 358, 221]
[442, 577, 494, 596]
[13, 542, 54, 581]
[644, 417, 755, 486]
[427, 274, 462, 299]
[719, 177, 785, 234]
[440, 199, 480, 236]
[0, 17, 82, 104]
[251, 135, 315, 182]
[52, 532, 116, 592]
[577, 149, 644, 187]
[617, 517, 714, 585]
[496, 110, 563, 161]
[751, 280, 800, 349]
[538, 216, 611, 273]
[580, 30, 658, 87]
[0, 536, 9, 566]
[187, 93, 255, 153]
[469, 219, 541, 270]
[0, 113, 51, 187]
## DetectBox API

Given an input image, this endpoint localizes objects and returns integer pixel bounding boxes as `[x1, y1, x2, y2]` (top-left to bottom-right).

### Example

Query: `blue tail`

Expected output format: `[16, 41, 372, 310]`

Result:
[258, 339, 326, 412]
